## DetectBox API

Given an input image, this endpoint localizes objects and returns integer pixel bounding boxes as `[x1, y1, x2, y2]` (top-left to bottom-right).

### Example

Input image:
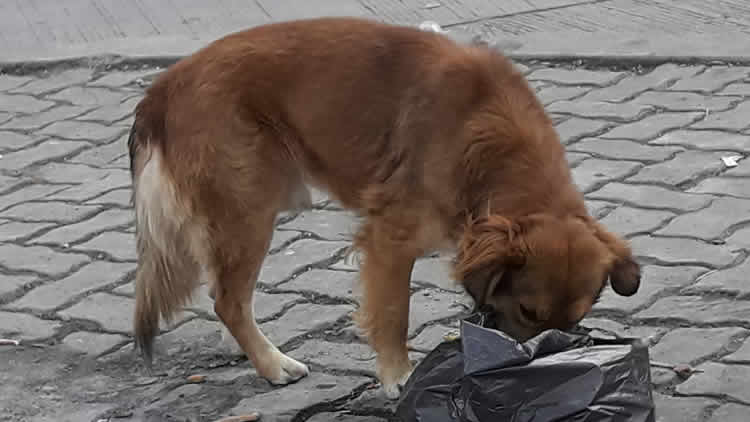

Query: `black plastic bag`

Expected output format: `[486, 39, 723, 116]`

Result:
[395, 313, 655, 422]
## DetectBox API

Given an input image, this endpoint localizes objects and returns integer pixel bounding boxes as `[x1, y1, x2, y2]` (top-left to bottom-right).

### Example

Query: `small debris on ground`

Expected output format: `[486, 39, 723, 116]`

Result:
[187, 374, 206, 383]
[214, 413, 261, 422]
[721, 155, 742, 167]
[0, 338, 20, 346]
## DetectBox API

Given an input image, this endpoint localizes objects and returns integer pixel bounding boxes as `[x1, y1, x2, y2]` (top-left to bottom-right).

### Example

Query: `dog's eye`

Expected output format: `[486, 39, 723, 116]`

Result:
[519, 304, 539, 323]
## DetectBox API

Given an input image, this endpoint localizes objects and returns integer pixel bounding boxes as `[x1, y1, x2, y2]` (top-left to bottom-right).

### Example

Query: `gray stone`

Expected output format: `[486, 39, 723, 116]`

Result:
[587, 183, 712, 211]
[597, 206, 674, 237]
[62, 331, 127, 356]
[528, 68, 624, 86]
[307, 413, 385, 422]
[719, 83, 750, 96]
[629, 236, 738, 266]
[0, 311, 61, 340]
[0, 244, 89, 276]
[653, 393, 716, 422]
[409, 289, 468, 337]
[89, 70, 161, 88]
[11, 261, 133, 310]
[409, 324, 456, 352]
[9, 69, 93, 95]
[0, 273, 35, 296]
[0, 174, 21, 192]
[279, 209, 359, 240]
[636, 296, 750, 325]
[280, 269, 358, 301]
[570, 138, 681, 162]
[31, 162, 114, 184]
[86, 189, 132, 207]
[0, 74, 32, 91]
[571, 159, 641, 192]
[580, 64, 702, 102]
[657, 197, 750, 240]
[0, 131, 42, 150]
[686, 258, 750, 297]
[650, 327, 747, 365]
[536, 85, 590, 105]
[155, 318, 222, 355]
[689, 177, 750, 198]
[595, 265, 704, 314]
[412, 255, 461, 292]
[676, 362, 750, 403]
[289, 340, 375, 375]
[586, 200, 615, 218]
[650, 130, 750, 151]
[726, 159, 750, 176]
[37, 121, 124, 142]
[49, 171, 132, 202]
[650, 368, 677, 386]
[228, 373, 369, 422]
[2, 201, 99, 223]
[0, 220, 55, 241]
[70, 138, 129, 167]
[0, 139, 89, 170]
[59, 293, 141, 332]
[726, 226, 750, 249]
[0, 184, 68, 211]
[723, 337, 750, 363]
[669, 66, 750, 93]
[691, 101, 750, 131]
[0, 93, 54, 113]
[579, 318, 664, 344]
[634, 91, 736, 112]
[546, 100, 652, 121]
[0, 105, 90, 130]
[258, 239, 349, 285]
[600, 112, 703, 140]
[49, 86, 129, 106]
[34, 209, 134, 245]
[708, 404, 750, 422]
[261, 303, 354, 346]
[76, 231, 136, 261]
[77, 96, 140, 123]
[566, 152, 590, 166]
[628, 150, 730, 186]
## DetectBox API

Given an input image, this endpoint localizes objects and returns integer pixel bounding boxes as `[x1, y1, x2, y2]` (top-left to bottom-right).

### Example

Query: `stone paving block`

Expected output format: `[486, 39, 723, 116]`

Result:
[586, 199, 615, 218]
[0, 139, 89, 170]
[0, 131, 42, 150]
[409, 290, 469, 337]
[685, 258, 750, 297]
[154, 318, 222, 356]
[408, 324, 456, 353]
[49, 86, 129, 106]
[62, 331, 127, 356]
[0, 111, 10, 125]
[628, 235, 738, 266]
[37, 120, 124, 142]
[0, 184, 68, 211]
[555, 117, 610, 144]
[88, 69, 162, 88]
[580, 64, 703, 102]
[650, 327, 747, 365]
[69, 137, 129, 166]
[77, 95, 140, 123]
[0, 220, 55, 241]
[227, 372, 369, 422]
[31, 162, 114, 184]
[87, 189, 132, 207]
[34, 209, 133, 245]
[0, 311, 61, 340]
[725, 159, 750, 176]
[657, 197, 750, 239]
[411, 255, 462, 292]
[652, 393, 716, 422]
[599, 111, 703, 140]
[725, 226, 750, 249]
[0, 74, 32, 91]
[307, 413, 385, 422]
[691, 101, 750, 131]
[650, 129, 750, 151]
[634, 91, 736, 112]
[528, 68, 624, 86]
[1, 201, 99, 223]
[579, 318, 665, 344]
[268, 229, 302, 253]
[628, 150, 730, 186]
[595, 265, 704, 313]
[279, 209, 359, 240]
[565, 152, 590, 166]
[722, 337, 750, 363]
[0, 244, 89, 276]
[289, 340, 374, 375]
[571, 159, 641, 192]
[546, 100, 652, 121]
[669, 66, 750, 93]
[0, 273, 35, 296]
[280, 269, 358, 301]
[12, 261, 133, 310]
[676, 362, 750, 403]
[718, 83, 750, 96]
[0, 174, 20, 192]
[0, 105, 90, 130]
[0, 93, 54, 113]
[708, 404, 750, 422]
[49, 171, 132, 202]
[587, 183, 712, 211]
[570, 138, 681, 162]
[261, 303, 354, 346]
[76, 231, 136, 261]
[689, 177, 750, 198]
[597, 206, 674, 237]
[536, 85, 590, 105]
[258, 239, 348, 285]
[59, 292, 153, 333]
[9, 69, 93, 95]
[636, 296, 750, 325]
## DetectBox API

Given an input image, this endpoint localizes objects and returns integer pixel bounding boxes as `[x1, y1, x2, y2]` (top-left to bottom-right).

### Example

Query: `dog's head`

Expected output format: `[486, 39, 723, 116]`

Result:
[454, 213, 640, 341]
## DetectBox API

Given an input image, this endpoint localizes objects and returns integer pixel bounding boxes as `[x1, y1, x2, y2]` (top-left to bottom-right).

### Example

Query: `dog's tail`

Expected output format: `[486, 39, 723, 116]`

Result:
[129, 101, 202, 367]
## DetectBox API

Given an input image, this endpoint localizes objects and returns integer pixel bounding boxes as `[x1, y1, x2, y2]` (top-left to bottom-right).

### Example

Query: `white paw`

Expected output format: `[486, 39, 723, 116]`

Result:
[264, 352, 310, 385]
[381, 367, 414, 400]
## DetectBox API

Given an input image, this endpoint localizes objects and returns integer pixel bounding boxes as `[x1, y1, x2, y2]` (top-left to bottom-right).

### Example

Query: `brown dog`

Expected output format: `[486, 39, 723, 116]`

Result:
[128, 17, 640, 398]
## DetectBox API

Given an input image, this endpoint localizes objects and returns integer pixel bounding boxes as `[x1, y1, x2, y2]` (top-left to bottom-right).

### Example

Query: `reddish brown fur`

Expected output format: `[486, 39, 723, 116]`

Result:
[129, 17, 640, 397]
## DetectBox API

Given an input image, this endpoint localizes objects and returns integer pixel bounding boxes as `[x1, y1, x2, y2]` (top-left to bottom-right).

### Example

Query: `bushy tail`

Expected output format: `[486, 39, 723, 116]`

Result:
[129, 120, 201, 367]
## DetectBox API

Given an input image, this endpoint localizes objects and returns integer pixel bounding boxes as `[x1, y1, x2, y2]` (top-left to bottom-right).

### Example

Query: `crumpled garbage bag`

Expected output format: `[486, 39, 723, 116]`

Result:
[395, 312, 655, 422]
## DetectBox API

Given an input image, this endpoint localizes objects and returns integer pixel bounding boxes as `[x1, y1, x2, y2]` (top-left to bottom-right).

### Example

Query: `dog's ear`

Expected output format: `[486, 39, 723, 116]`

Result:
[453, 215, 525, 306]
[588, 219, 641, 296]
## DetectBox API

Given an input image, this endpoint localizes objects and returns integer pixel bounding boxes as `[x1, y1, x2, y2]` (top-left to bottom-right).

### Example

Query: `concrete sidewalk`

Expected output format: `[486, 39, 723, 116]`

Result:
[1, 0, 750, 63]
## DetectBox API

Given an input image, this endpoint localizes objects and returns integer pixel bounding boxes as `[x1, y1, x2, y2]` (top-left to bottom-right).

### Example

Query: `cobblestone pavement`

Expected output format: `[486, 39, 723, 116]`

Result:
[2, 61, 750, 422]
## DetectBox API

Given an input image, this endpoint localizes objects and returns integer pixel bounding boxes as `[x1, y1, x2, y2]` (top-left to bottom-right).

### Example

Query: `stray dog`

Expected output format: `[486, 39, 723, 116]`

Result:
[128, 17, 641, 399]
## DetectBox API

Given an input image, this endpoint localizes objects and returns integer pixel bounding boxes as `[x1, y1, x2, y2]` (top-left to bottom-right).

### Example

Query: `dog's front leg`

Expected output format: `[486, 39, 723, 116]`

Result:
[355, 220, 419, 399]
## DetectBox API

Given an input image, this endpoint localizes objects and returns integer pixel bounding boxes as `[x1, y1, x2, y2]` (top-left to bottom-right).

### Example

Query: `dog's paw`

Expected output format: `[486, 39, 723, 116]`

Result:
[380, 366, 414, 400]
[263, 352, 310, 385]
